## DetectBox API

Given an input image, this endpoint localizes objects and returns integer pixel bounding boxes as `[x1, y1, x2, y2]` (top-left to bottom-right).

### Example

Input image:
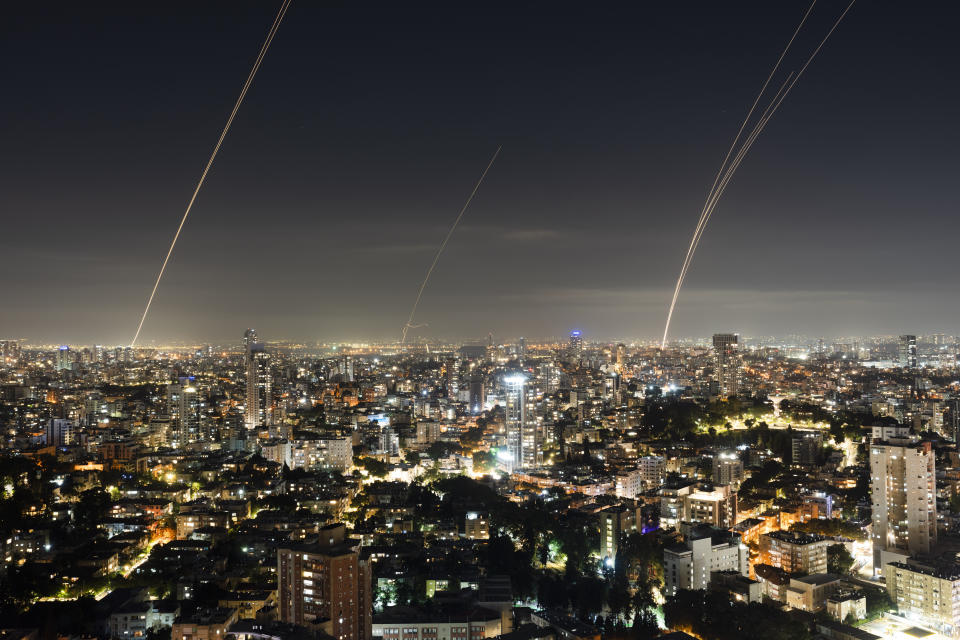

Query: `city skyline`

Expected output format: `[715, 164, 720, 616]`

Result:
[3, 2, 960, 343]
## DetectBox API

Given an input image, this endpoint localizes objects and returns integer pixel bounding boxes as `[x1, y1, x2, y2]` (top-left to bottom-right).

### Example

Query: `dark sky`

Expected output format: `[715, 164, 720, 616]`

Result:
[3, 1, 959, 345]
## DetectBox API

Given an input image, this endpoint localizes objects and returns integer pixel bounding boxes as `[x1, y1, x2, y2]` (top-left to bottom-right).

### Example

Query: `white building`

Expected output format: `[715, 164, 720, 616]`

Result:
[870, 426, 937, 575]
[663, 527, 748, 596]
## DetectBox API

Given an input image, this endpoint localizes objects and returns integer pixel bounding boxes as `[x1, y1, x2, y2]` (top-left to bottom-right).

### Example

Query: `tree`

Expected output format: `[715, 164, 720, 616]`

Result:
[790, 519, 867, 541]
[827, 544, 855, 575]
[631, 609, 660, 639]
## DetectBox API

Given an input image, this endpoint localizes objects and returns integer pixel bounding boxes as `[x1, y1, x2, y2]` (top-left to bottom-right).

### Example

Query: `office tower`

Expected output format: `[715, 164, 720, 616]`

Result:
[503, 373, 527, 470]
[243, 328, 258, 351]
[277, 524, 372, 640]
[518, 336, 526, 362]
[46, 418, 77, 447]
[469, 375, 485, 414]
[712, 333, 741, 397]
[168, 378, 200, 445]
[899, 335, 917, 369]
[870, 426, 937, 575]
[569, 330, 583, 361]
[55, 345, 71, 371]
[245, 342, 272, 428]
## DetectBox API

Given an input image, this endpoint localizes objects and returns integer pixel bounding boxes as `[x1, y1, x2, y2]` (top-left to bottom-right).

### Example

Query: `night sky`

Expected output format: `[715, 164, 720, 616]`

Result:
[3, 1, 959, 345]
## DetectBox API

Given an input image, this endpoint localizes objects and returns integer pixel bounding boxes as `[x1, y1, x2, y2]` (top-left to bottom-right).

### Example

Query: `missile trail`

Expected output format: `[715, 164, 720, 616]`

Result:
[401, 146, 502, 346]
[683, 0, 857, 294]
[660, 0, 855, 348]
[661, 0, 815, 350]
[130, 0, 293, 347]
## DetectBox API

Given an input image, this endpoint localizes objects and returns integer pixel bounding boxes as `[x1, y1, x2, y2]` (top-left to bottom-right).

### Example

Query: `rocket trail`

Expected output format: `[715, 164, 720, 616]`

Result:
[400, 146, 502, 346]
[660, 0, 855, 348]
[130, 0, 293, 347]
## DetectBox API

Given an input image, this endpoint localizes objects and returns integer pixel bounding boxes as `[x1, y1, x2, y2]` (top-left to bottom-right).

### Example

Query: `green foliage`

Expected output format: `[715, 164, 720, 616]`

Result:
[861, 585, 894, 622]
[827, 544, 855, 574]
[426, 441, 460, 460]
[471, 451, 496, 474]
[663, 589, 811, 640]
[357, 457, 389, 477]
[949, 492, 960, 514]
[790, 518, 867, 541]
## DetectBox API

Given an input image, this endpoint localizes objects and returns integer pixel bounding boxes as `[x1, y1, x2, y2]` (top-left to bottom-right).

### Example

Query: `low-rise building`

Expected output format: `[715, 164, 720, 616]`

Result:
[171, 608, 238, 640]
[373, 604, 502, 640]
[826, 590, 867, 622]
[784, 573, 841, 612]
[663, 526, 748, 596]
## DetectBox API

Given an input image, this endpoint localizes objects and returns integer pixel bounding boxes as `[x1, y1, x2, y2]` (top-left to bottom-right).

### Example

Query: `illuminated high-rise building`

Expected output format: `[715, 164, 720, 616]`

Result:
[168, 377, 201, 445]
[445, 357, 460, 400]
[246, 341, 272, 428]
[712, 333, 740, 398]
[898, 334, 917, 369]
[503, 373, 528, 470]
[870, 425, 937, 575]
[55, 345, 71, 371]
[569, 330, 583, 361]
[243, 328, 258, 351]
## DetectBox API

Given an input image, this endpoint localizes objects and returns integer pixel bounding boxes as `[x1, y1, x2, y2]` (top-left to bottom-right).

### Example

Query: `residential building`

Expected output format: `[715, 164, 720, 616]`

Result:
[663, 527, 748, 596]
[759, 531, 830, 575]
[886, 560, 960, 636]
[277, 523, 372, 640]
[870, 427, 937, 575]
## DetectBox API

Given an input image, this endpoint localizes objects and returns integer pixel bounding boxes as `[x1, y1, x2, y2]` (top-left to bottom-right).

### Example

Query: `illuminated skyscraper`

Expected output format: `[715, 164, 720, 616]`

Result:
[503, 373, 528, 470]
[898, 334, 917, 369]
[569, 330, 583, 361]
[246, 341, 272, 428]
[243, 328, 258, 351]
[55, 345, 71, 371]
[712, 333, 740, 398]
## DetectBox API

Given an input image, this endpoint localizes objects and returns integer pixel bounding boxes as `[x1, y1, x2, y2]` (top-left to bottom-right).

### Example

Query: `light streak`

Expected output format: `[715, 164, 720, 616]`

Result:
[400, 146, 501, 345]
[131, 0, 293, 346]
[661, 0, 856, 348]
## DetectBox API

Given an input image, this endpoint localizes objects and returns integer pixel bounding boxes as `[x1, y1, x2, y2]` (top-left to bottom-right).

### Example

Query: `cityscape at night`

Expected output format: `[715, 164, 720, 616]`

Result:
[4, 2, 960, 640]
